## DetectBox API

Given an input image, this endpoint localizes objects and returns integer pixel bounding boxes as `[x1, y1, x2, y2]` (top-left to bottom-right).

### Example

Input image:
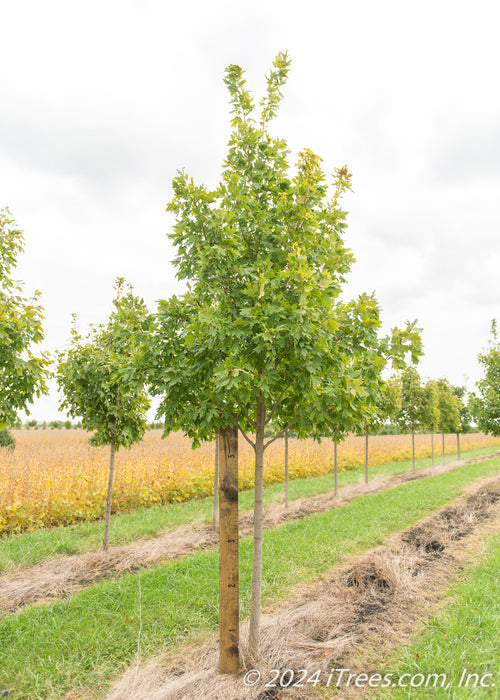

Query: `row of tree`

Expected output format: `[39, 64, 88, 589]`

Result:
[369, 369, 467, 472]
[1, 53, 499, 659]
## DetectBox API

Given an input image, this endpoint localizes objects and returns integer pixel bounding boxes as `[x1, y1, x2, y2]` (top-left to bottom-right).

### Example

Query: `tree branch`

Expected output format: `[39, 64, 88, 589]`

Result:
[238, 423, 255, 450]
[263, 417, 299, 450]
[265, 381, 294, 425]
[273, 348, 288, 370]
[233, 394, 257, 429]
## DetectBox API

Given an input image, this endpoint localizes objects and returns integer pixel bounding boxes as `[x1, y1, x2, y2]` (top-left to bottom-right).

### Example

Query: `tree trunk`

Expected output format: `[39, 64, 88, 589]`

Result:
[442, 432, 445, 465]
[103, 438, 116, 552]
[218, 424, 239, 674]
[365, 429, 369, 484]
[412, 428, 416, 472]
[334, 441, 338, 496]
[249, 399, 266, 657]
[284, 429, 289, 510]
[213, 434, 220, 532]
[431, 432, 435, 467]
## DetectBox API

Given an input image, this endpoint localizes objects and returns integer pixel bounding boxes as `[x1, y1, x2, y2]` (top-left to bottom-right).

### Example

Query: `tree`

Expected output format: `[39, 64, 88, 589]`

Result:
[57, 280, 150, 550]
[144, 53, 422, 657]
[471, 321, 500, 436]
[0, 208, 49, 433]
[364, 373, 402, 482]
[396, 367, 425, 471]
[436, 377, 461, 464]
[453, 386, 472, 433]
[0, 428, 15, 449]
[423, 379, 440, 466]
[452, 385, 470, 459]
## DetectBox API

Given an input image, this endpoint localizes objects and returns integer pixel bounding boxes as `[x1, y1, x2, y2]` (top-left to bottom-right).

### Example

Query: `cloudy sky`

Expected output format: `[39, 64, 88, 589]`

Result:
[1, 0, 499, 421]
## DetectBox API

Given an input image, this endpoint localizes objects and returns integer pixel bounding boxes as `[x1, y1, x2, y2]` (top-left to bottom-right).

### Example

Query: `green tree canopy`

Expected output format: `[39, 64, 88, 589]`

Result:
[57, 279, 150, 549]
[436, 377, 461, 434]
[471, 321, 500, 436]
[422, 378, 440, 433]
[57, 280, 149, 448]
[0, 207, 49, 427]
[396, 366, 426, 433]
[147, 54, 421, 445]
[366, 373, 402, 434]
[453, 385, 472, 434]
[144, 53, 422, 653]
[395, 366, 426, 470]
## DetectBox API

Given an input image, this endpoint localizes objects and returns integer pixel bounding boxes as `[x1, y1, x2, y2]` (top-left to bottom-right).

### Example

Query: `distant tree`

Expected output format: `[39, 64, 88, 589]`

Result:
[365, 373, 402, 482]
[57, 280, 150, 551]
[423, 379, 440, 466]
[452, 385, 471, 459]
[396, 367, 426, 471]
[378, 375, 403, 432]
[453, 386, 472, 433]
[0, 428, 15, 449]
[0, 208, 50, 437]
[436, 378, 461, 464]
[470, 321, 500, 438]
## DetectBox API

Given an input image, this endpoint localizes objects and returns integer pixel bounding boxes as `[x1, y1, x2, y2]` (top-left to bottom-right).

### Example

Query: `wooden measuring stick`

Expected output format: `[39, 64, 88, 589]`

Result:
[219, 424, 239, 673]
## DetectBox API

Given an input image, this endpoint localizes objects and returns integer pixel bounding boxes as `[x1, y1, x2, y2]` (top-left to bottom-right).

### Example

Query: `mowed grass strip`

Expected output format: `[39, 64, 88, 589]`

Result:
[0, 456, 499, 699]
[0, 445, 497, 573]
[372, 529, 500, 700]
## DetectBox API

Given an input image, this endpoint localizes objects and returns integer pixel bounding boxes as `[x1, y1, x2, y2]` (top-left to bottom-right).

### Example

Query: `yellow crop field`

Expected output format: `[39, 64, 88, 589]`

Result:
[0, 429, 499, 535]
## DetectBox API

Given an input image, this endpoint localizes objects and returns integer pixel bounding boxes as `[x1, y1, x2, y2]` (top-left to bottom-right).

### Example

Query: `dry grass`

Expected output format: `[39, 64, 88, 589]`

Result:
[0, 429, 499, 534]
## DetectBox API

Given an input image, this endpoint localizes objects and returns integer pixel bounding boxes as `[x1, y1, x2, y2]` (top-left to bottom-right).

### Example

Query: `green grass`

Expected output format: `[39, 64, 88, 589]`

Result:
[0, 455, 499, 699]
[0, 445, 496, 573]
[370, 530, 500, 699]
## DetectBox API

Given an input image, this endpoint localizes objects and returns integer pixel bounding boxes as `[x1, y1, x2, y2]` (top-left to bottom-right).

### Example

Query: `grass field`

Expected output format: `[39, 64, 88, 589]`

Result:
[1, 429, 499, 535]
[374, 529, 500, 699]
[1, 453, 499, 699]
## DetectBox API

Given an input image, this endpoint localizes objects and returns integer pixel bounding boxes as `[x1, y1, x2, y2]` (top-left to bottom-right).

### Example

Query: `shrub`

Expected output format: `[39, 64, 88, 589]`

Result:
[0, 428, 16, 449]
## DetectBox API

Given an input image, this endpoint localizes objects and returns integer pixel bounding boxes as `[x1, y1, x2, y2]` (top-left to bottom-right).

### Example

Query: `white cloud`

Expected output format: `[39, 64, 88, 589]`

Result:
[1, 0, 499, 419]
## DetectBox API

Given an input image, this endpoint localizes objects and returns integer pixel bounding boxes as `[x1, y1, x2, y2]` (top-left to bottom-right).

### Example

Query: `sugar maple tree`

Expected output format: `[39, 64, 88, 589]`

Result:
[145, 53, 421, 655]
[57, 280, 150, 550]
[423, 378, 440, 466]
[0, 207, 49, 436]
[364, 373, 402, 481]
[471, 321, 500, 437]
[396, 366, 426, 471]
[436, 377, 461, 464]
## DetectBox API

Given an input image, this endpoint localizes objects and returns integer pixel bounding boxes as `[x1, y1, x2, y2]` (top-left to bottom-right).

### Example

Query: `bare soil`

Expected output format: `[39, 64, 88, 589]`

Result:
[0, 452, 498, 614]
[104, 475, 500, 700]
